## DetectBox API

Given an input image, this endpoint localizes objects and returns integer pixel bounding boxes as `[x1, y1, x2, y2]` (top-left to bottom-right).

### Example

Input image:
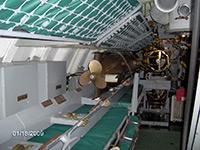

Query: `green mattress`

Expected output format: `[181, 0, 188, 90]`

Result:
[28, 124, 72, 143]
[0, 0, 140, 41]
[117, 85, 143, 106]
[118, 90, 132, 104]
[28, 88, 140, 148]
[28, 105, 93, 143]
[72, 106, 128, 150]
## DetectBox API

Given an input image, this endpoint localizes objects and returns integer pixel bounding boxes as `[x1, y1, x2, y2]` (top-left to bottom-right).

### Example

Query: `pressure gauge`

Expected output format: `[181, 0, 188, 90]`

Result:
[177, 4, 191, 17]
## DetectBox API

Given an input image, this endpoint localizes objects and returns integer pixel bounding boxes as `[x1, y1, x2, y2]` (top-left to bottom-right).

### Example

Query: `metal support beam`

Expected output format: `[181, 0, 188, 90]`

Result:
[182, 0, 200, 149]
[0, 30, 86, 43]
[131, 73, 139, 115]
[187, 66, 200, 149]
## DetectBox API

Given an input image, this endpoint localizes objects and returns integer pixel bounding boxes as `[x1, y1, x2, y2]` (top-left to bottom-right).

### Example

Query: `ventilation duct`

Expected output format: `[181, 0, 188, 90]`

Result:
[155, 0, 178, 13]
[151, 0, 191, 31]
[151, 0, 178, 25]
[150, 5, 169, 25]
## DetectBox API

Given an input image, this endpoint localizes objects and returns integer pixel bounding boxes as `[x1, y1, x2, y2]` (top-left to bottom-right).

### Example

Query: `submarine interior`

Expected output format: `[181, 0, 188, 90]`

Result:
[0, 0, 200, 150]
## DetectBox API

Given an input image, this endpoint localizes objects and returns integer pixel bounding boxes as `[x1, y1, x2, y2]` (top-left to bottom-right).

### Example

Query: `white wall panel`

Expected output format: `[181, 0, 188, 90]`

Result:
[12, 47, 34, 61]
[0, 38, 15, 58]
[53, 48, 69, 61]
[0, 63, 38, 118]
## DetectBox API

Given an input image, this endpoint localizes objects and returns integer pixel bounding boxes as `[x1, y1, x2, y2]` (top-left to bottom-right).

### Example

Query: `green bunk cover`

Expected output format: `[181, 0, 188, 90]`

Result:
[126, 88, 133, 95]
[0, 0, 155, 51]
[28, 89, 138, 147]
[0, 0, 140, 41]
[120, 116, 139, 150]
[72, 106, 128, 150]
[118, 84, 143, 106]
[28, 105, 92, 143]
[28, 124, 72, 143]
[118, 89, 132, 106]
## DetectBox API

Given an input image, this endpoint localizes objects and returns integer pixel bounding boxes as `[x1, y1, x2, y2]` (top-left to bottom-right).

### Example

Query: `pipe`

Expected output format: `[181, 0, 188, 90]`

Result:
[182, 0, 200, 149]
[117, 52, 134, 81]
[151, 0, 178, 25]
[154, 0, 178, 13]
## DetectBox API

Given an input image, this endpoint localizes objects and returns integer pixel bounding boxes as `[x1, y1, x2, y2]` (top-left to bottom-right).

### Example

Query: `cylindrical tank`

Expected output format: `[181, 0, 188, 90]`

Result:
[155, 0, 178, 13]
[150, 0, 178, 25]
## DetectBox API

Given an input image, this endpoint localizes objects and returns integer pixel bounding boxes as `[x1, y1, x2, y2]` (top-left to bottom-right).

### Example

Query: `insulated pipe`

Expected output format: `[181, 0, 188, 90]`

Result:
[182, 0, 200, 149]
[151, 0, 178, 25]
[154, 0, 178, 13]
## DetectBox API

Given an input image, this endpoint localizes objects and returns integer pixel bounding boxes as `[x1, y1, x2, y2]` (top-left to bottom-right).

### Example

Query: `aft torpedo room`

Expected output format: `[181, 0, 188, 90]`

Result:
[0, 0, 199, 150]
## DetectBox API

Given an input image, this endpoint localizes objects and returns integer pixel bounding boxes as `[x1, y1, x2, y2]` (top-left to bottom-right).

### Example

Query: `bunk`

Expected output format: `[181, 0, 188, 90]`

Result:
[0, 0, 154, 51]
[72, 105, 130, 150]
[0, 61, 144, 150]
[24, 85, 141, 150]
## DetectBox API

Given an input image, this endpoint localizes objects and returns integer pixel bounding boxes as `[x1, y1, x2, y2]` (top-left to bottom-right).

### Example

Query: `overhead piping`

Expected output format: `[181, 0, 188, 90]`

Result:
[150, 0, 178, 25]
[117, 52, 134, 81]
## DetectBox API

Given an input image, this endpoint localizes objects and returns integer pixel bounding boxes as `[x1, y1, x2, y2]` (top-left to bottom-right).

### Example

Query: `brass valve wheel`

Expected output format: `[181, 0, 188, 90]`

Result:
[147, 50, 170, 72]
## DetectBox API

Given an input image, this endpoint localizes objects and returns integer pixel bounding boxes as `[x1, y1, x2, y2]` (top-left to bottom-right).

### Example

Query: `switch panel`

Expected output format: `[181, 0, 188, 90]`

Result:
[169, 0, 192, 32]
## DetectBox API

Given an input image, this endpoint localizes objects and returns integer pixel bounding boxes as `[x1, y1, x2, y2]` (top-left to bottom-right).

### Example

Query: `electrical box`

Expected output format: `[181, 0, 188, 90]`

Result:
[169, 0, 192, 32]
[0, 63, 38, 119]
[0, 61, 66, 119]
[37, 61, 66, 103]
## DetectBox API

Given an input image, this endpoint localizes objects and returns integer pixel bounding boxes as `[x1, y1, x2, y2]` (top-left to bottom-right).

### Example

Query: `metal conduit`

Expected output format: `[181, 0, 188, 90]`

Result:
[182, 0, 200, 149]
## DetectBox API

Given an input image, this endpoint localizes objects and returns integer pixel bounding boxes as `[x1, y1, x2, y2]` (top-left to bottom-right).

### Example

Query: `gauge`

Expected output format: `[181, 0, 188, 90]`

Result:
[177, 4, 191, 17]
